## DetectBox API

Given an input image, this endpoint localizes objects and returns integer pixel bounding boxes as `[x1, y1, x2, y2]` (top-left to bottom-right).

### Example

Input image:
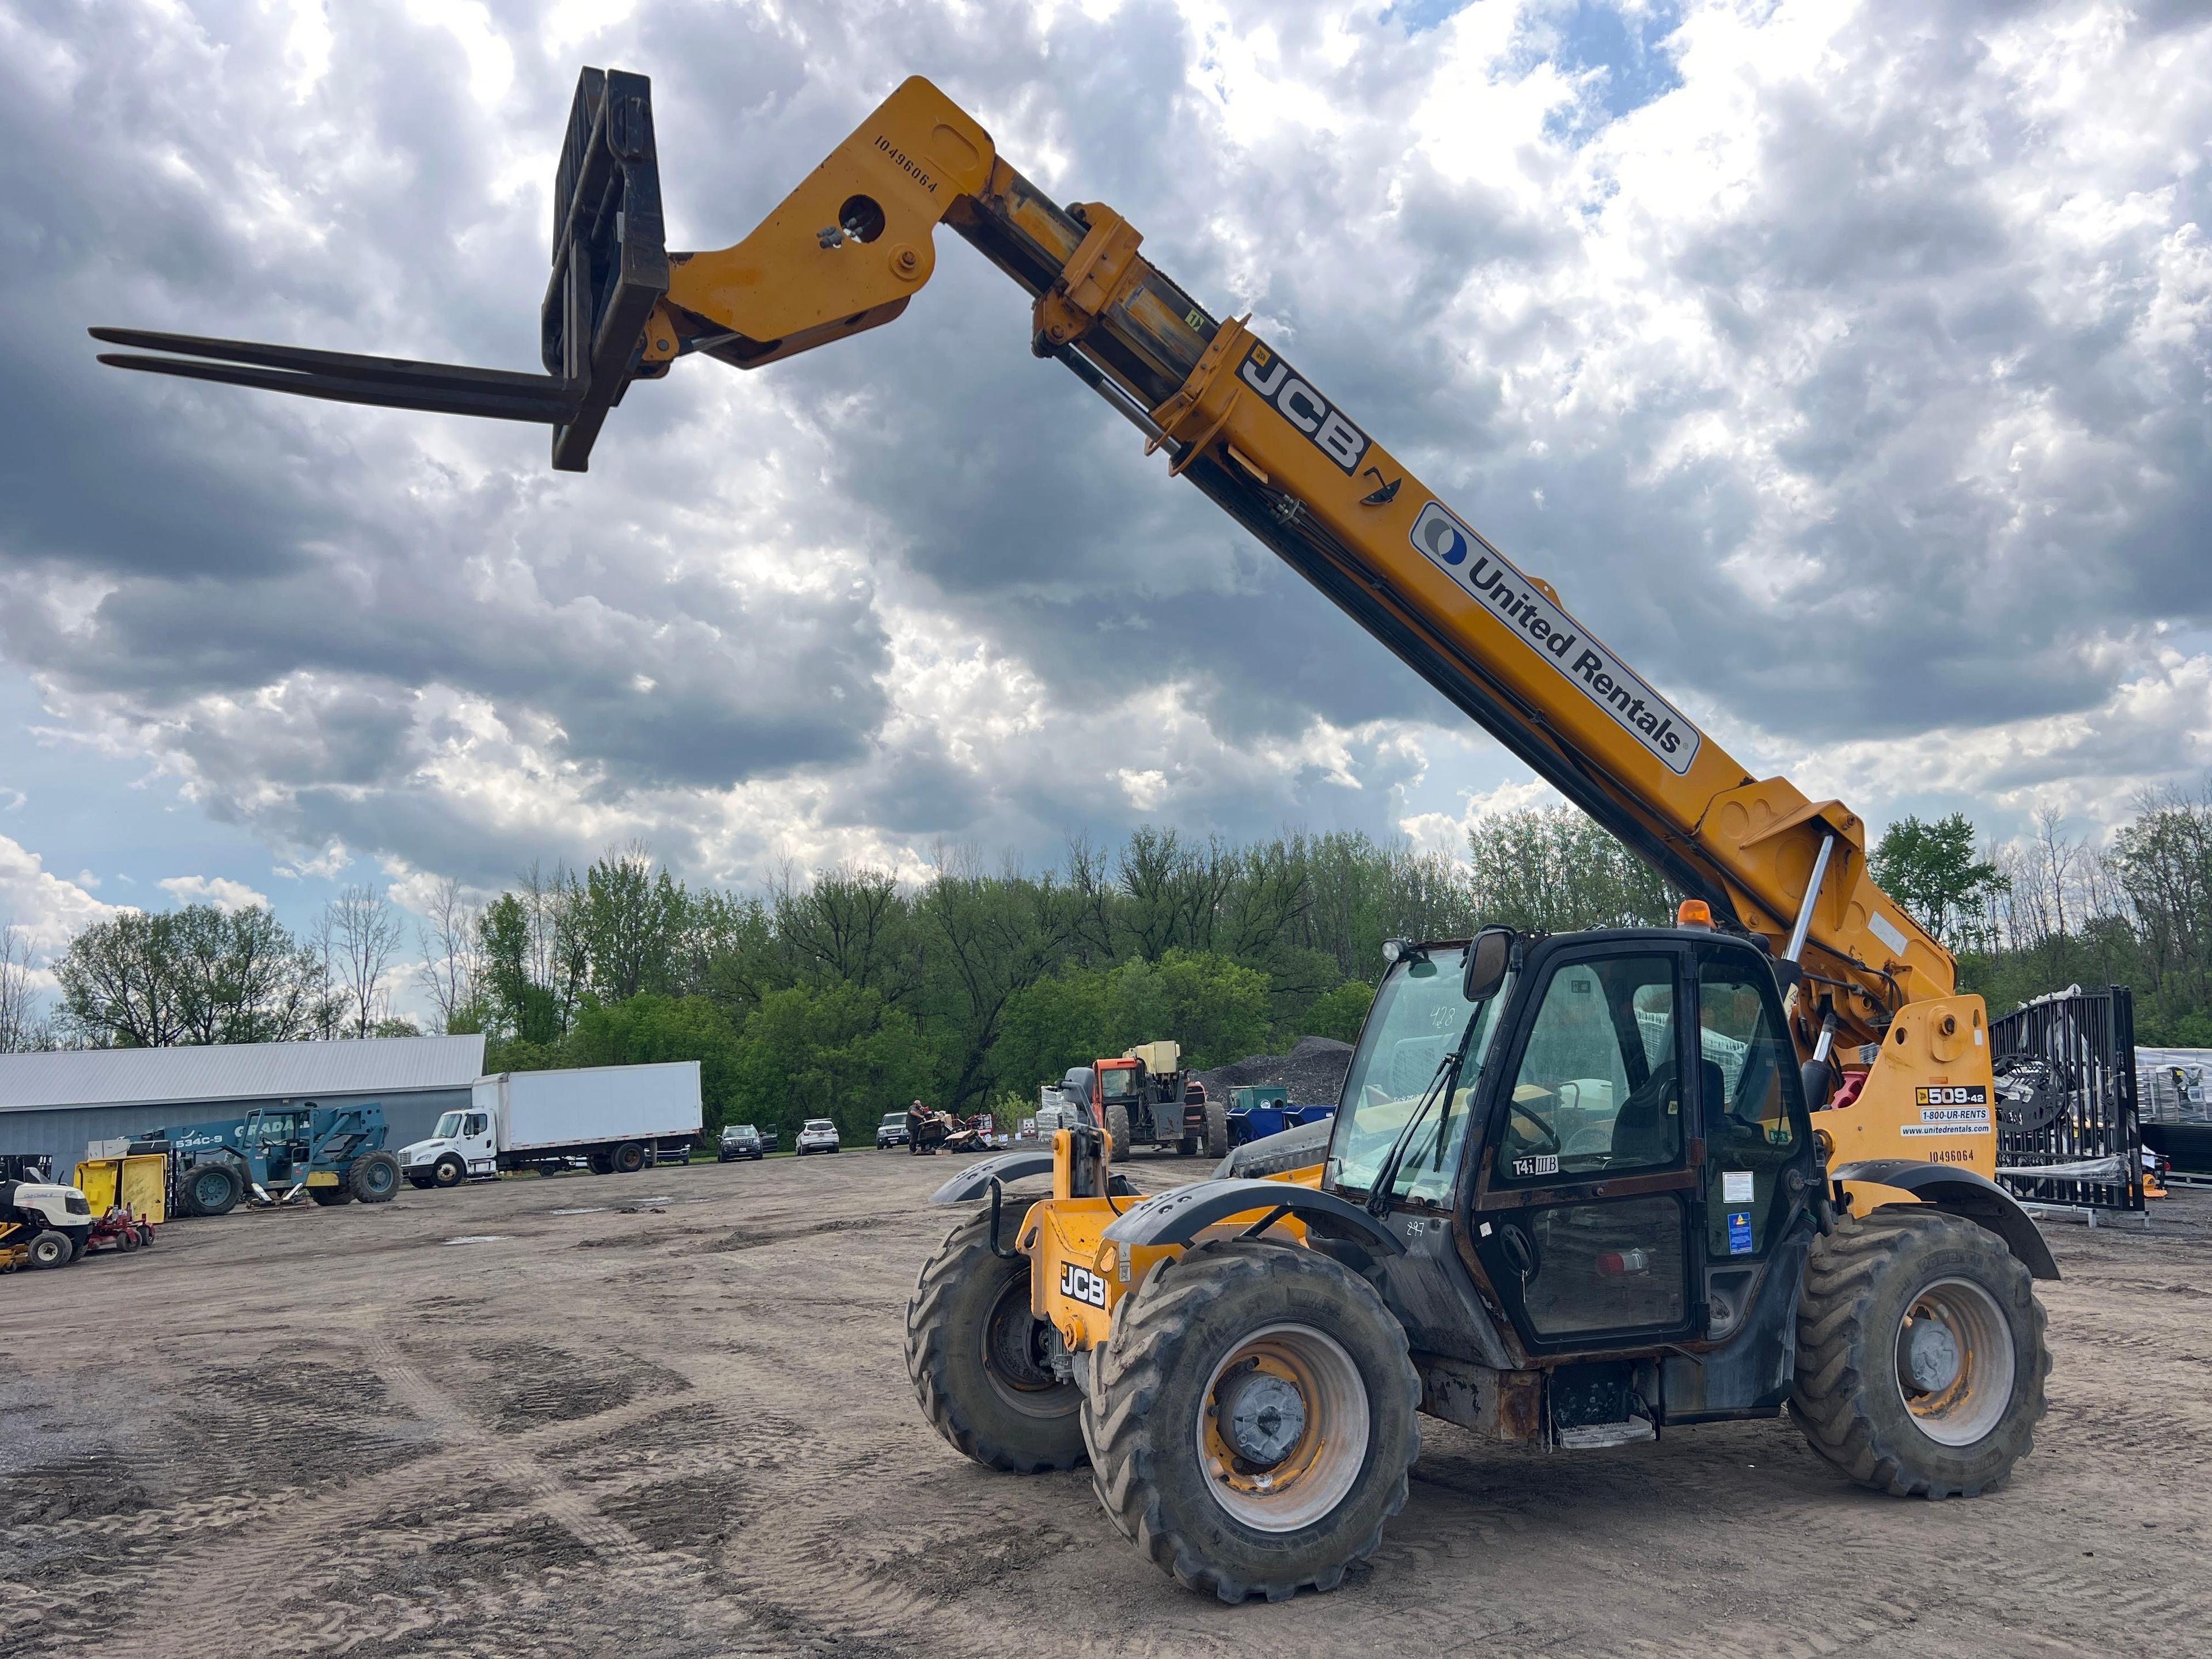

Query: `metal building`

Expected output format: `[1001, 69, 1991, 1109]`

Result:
[0, 1035, 487, 1167]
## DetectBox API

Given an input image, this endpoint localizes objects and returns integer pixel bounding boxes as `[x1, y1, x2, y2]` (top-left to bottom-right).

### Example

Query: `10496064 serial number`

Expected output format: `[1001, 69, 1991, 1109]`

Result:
[1929, 1147, 1978, 1165]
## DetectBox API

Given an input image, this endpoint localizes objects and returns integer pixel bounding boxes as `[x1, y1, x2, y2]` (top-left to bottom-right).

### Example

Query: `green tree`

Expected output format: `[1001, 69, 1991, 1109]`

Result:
[1467, 808, 1673, 933]
[566, 993, 742, 1130]
[729, 982, 941, 1144]
[56, 905, 329, 1047]
[992, 964, 1112, 1090]
[579, 844, 690, 1003]
[1870, 813, 2006, 950]
[1300, 979, 1374, 1044]
[1102, 949, 1273, 1068]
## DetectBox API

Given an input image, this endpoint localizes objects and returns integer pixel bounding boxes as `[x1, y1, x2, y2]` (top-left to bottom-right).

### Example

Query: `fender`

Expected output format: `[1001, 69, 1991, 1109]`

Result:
[1833, 1158, 2060, 1282]
[1100, 1177, 1405, 1255]
[929, 1150, 1056, 1203]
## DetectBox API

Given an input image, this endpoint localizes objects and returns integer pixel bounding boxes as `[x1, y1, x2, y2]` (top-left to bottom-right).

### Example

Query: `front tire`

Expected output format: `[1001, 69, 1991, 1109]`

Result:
[27, 1230, 72, 1269]
[906, 1206, 1086, 1474]
[1203, 1099, 1230, 1161]
[432, 1154, 467, 1188]
[185, 1163, 241, 1217]
[349, 1151, 402, 1203]
[309, 1185, 354, 1207]
[1105, 1101, 1132, 1163]
[1085, 1240, 1419, 1603]
[1791, 1208, 2049, 1498]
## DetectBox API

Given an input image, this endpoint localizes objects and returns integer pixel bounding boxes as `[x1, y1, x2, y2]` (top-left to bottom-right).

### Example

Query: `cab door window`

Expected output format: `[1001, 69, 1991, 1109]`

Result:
[1696, 957, 1805, 1260]
[464, 1113, 488, 1138]
[1497, 955, 1681, 1180]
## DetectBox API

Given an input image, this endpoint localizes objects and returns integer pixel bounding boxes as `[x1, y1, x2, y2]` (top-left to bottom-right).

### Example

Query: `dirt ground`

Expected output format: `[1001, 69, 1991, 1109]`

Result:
[2, 1153, 2207, 1659]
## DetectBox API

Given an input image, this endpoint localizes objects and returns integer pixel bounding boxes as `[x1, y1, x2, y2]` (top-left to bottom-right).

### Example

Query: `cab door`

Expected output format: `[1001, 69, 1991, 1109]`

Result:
[1468, 945, 1705, 1353]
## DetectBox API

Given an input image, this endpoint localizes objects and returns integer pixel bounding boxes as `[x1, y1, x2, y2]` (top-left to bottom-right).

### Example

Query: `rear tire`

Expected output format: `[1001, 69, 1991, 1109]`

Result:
[27, 1230, 71, 1269]
[588, 1151, 615, 1175]
[184, 1163, 241, 1217]
[308, 1186, 354, 1207]
[349, 1151, 402, 1204]
[1085, 1239, 1419, 1603]
[612, 1142, 647, 1175]
[65, 1228, 90, 1263]
[1791, 1208, 2048, 1498]
[907, 1206, 1086, 1474]
[432, 1154, 467, 1188]
[1203, 1099, 1230, 1162]
[1105, 1101, 1132, 1163]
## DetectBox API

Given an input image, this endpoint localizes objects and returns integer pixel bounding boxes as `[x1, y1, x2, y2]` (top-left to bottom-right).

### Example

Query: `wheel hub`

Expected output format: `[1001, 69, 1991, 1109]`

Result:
[1218, 1366, 1306, 1467]
[1903, 1316, 1962, 1392]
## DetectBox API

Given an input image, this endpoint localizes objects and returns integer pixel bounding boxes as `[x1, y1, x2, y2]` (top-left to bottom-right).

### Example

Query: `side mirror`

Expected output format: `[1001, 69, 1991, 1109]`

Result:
[1464, 926, 1513, 1003]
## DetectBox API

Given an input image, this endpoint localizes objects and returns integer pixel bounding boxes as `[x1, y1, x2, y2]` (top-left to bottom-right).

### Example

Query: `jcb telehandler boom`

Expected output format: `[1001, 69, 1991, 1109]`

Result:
[99, 68, 2054, 1603]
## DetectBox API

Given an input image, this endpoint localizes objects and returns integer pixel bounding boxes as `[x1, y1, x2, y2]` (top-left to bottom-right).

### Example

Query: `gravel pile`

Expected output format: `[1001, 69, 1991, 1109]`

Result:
[1194, 1035, 1353, 1108]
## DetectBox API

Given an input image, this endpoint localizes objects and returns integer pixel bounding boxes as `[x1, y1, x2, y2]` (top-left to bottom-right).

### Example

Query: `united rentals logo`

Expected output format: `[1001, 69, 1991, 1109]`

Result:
[1409, 501, 1701, 775]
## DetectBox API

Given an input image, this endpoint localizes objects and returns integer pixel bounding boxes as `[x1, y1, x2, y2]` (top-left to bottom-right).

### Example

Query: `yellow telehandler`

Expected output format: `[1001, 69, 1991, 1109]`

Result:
[97, 69, 2055, 1603]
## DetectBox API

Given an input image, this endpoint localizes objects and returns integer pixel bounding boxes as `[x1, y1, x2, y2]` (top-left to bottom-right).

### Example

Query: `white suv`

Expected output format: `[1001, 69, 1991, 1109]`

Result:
[794, 1119, 842, 1156]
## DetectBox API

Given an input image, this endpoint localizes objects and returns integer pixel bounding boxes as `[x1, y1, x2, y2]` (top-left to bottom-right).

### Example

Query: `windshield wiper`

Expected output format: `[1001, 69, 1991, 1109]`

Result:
[1364, 1046, 1459, 1218]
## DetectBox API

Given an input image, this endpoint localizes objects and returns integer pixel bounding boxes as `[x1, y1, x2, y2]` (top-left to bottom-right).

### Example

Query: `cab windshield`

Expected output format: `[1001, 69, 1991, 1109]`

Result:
[1099, 1067, 1137, 1099]
[433, 1111, 464, 1139]
[1330, 945, 1512, 1205]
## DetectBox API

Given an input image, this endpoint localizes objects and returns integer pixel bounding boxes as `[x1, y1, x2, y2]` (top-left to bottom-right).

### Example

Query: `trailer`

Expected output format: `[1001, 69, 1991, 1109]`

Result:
[399, 1062, 702, 1187]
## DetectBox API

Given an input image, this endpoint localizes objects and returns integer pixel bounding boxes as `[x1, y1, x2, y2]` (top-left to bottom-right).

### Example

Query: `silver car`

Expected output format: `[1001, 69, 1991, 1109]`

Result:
[794, 1118, 842, 1156]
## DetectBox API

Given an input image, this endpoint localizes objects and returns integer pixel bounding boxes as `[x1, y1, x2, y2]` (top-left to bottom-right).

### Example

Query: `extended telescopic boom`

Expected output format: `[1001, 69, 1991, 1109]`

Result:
[94, 67, 1948, 1058]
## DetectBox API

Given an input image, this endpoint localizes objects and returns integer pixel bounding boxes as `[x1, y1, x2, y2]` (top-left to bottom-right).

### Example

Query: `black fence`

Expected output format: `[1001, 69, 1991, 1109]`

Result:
[1988, 986, 2141, 1212]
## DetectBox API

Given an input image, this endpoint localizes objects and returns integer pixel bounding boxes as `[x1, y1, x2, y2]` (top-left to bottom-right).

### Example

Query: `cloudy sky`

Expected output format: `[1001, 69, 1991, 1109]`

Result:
[2, 0, 2208, 997]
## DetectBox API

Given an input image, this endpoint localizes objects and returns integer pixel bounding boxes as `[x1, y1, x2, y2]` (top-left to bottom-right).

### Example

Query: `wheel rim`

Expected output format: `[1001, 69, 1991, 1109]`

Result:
[1896, 1275, 2016, 1447]
[1196, 1323, 1369, 1533]
[193, 1171, 230, 1207]
[362, 1162, 395, 1196]
[979, 1274, 1075, 1419]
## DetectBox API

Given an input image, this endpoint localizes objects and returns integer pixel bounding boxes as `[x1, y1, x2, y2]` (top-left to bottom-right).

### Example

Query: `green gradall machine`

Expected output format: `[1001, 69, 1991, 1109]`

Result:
[130, 1103, 403, 1217]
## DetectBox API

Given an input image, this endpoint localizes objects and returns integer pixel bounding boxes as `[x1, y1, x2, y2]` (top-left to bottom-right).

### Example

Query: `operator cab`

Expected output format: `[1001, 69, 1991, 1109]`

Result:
[1328, 925, 1820, 1407]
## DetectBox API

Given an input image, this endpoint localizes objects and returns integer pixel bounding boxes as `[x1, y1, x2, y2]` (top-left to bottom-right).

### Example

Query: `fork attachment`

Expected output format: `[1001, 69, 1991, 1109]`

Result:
[90, 67, 669, 473]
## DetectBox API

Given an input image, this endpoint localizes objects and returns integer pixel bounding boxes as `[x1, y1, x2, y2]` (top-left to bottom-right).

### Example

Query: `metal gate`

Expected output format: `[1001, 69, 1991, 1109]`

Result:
[1988, 986, 2142, 1213]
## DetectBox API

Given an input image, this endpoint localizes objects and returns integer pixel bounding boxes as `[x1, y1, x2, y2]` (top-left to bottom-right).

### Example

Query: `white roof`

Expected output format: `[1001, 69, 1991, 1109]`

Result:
[0, 1035, 488, 1114]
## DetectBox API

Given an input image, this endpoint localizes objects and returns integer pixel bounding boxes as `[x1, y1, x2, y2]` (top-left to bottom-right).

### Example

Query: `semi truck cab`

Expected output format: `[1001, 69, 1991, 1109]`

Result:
[402, 1108, 497, 1188]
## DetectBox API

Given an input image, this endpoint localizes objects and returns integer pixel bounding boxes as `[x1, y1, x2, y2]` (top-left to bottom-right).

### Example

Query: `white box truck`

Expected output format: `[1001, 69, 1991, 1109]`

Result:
[400, 1062, 702, 1188]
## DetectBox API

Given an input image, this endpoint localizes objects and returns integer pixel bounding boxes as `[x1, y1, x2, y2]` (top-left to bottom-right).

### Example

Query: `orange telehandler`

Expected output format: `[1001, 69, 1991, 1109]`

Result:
[98, 69, 2054, 1603]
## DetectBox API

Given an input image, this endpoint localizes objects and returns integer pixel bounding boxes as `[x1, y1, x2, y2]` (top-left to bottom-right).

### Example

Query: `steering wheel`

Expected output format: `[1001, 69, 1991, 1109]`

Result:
[1508, 1101, 1562, 1154]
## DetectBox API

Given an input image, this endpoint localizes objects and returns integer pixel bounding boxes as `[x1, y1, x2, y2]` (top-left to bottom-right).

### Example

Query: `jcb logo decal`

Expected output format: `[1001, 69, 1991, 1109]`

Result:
[1238, 343, 1370, 474]
[1058, 1263, 1108, 1308]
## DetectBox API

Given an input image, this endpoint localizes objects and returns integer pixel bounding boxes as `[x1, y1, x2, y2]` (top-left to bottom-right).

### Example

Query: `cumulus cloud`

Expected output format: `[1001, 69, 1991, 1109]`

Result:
[0, 0, 2207, 895]
[0, 833, 123, 957]
[157, 874, 274, 914]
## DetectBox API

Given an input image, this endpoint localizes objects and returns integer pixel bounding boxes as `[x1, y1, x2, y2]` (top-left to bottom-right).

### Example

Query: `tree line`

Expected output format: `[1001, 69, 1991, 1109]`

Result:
[21, 786, 2203, 1141]
[1872, 787, 2212, 1046]
[15, 816, 1665, 1142]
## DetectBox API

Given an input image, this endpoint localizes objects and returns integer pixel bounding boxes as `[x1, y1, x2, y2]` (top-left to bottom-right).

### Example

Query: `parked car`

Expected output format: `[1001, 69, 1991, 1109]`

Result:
[877, 1112, 910, 1149]
[757, 1126, 779, 1154]
[718, 1124, 765, 1162]
[794, 1119, 842, 1156]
